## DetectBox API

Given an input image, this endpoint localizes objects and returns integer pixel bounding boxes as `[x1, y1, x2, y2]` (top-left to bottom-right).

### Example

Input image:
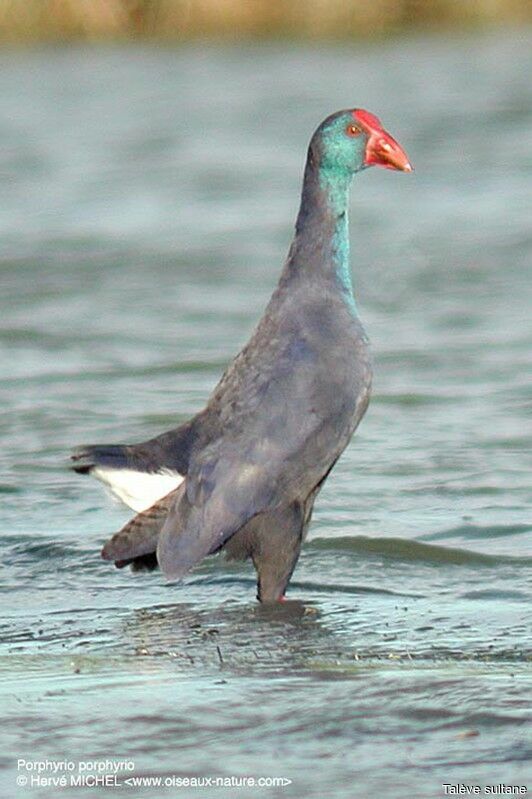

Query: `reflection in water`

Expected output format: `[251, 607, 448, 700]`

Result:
[125, 601, 325, 673]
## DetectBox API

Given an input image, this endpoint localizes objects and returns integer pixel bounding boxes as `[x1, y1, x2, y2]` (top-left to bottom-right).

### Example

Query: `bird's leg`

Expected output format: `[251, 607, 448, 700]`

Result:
[250, 503, 303, 603]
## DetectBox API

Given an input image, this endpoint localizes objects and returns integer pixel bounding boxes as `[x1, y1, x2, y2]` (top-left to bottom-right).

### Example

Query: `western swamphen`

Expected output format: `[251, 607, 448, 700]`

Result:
[72, 109, 412, 601]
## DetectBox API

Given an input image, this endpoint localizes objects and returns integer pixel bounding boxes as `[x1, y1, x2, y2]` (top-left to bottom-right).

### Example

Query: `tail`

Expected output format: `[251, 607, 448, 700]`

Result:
[71, 444, 184, 513]
[71, 422, 199, 512]
[72, 444, 131, 475]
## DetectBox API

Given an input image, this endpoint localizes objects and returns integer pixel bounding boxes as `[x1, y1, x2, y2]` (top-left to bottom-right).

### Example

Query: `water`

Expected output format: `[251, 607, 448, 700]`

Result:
[1, 30, 531, 799]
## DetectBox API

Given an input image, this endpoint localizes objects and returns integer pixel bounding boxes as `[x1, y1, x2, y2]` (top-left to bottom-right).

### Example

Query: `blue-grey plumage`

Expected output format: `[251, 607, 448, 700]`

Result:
[72, 108, 412, 601]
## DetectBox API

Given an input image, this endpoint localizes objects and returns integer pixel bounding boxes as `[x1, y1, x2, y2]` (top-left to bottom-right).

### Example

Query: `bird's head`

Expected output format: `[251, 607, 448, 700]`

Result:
[312, 108, 412, 178]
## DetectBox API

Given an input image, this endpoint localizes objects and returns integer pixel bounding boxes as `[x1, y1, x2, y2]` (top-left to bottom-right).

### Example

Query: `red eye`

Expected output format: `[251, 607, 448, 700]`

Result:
[346, 124, 362, 137]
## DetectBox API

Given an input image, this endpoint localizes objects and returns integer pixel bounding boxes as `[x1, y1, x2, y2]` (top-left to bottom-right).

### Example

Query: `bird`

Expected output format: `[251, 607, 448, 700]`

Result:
[72, 108, 412, 602]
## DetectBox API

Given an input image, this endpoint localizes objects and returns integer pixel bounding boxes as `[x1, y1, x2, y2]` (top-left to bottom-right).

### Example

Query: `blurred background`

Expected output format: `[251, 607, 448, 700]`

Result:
[1, 4, 531, 799]
[0, 0, 530, 41]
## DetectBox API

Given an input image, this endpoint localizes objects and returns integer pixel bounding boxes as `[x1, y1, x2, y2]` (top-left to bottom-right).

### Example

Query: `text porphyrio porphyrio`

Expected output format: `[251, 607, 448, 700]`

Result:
[72, 109, 412, 602]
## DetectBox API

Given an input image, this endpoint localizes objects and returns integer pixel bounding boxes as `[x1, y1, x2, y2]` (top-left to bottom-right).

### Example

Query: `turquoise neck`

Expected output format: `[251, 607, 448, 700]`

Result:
[319, 167, 356, 313]
[290, 150, 358, 315]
